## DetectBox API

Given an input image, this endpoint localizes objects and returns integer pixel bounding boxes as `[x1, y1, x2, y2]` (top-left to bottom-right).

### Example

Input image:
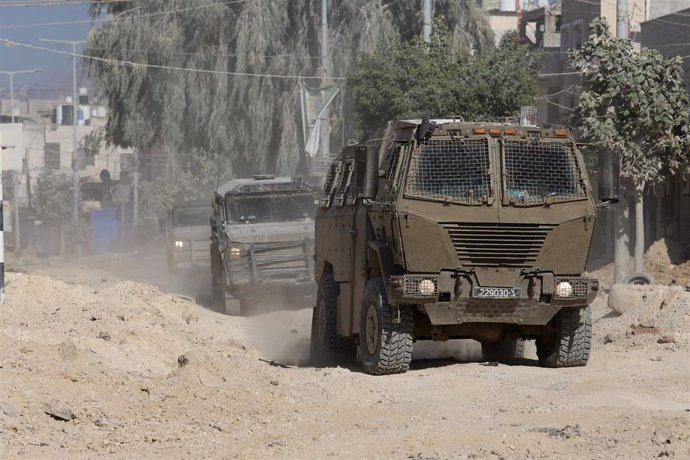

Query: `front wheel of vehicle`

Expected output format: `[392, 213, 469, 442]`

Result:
[537, 306, 592, 368]
[359, 277, 414, 375]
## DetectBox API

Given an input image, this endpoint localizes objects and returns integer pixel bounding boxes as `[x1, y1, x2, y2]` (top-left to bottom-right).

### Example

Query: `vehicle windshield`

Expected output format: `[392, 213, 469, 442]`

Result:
[226, 193, 316, 224]
[173, 206, 209, 226]
[503, 140, 587, 204]
[405, 138, 491, 204]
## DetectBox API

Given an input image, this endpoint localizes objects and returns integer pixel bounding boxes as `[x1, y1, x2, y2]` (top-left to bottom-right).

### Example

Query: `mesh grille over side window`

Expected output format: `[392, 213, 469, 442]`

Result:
[503, 140, 587, 204]
[320, 161, 341, 208]
[405, 138, 491, 204]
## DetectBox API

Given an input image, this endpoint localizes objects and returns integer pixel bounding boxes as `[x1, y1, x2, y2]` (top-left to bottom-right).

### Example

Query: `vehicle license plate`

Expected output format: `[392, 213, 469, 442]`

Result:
[472, 287, 520, 298]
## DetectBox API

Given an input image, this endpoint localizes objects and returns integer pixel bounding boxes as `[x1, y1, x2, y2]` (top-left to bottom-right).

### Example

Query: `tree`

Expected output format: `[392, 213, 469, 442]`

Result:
[86, 0, 494, 177]
[33, 170, 76, 254]
[570, 17, 690, 278]
[349, 29, 540, 130]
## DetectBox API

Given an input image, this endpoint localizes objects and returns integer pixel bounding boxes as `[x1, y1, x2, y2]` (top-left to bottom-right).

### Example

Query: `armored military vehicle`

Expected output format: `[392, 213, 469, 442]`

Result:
[210, 175, 318, 315]
[164, 200, 211, 279]
[311, 119, 610, 374]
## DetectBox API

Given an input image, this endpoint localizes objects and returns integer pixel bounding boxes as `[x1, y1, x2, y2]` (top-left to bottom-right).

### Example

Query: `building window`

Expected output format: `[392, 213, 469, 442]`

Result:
[554, 15, 562, 32]
[560, 25, 570, 60]
[44, 143, 60, 169]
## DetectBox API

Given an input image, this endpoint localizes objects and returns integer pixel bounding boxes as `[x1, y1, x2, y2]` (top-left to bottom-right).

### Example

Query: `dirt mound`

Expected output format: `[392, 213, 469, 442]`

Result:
[2, 270, 689, 459]
[0, 272, 306, 457]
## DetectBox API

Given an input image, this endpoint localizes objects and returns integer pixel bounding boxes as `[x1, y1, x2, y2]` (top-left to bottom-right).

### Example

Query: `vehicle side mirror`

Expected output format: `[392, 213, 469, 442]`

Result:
[598, 150, 620, 204]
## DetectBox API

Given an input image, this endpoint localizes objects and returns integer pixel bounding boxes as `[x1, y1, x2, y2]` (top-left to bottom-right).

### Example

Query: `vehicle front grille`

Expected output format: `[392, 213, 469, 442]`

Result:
[191, 239, 210, 265]
[442, 222, 556, 268]
[228, 239, 314, 284]
[459, 298, 529, 322]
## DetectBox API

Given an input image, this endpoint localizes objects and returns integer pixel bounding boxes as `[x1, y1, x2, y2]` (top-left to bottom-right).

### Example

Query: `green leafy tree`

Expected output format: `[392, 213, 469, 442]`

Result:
[349, 29, 540, 130]
[33, 170, 76, 254]
[570, 17, 690, 277]
[86, 0, 494, 176]
[136, 149, 234, 236]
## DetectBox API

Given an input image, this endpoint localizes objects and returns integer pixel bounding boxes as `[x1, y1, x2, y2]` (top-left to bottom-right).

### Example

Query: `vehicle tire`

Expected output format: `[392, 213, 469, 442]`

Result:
[482, 338, 525, 363]
[310, 274, 353, 366]
[537, 306, 592, 368]
[224, 296, 242, 316]
[359, 277, 414, 375]
[210, 242, 223, 308]
[622, 271, 655, 285]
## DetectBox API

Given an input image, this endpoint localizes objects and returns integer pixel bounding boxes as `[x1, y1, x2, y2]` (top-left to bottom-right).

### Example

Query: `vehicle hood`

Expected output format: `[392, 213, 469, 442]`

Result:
[224, 220, 315, 244]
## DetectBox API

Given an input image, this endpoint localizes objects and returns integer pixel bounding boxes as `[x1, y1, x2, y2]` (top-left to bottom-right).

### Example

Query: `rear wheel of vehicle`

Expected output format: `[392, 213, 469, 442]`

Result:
[210, 242, 223, 310]
[537, 306, 591, 368]
[481, 338, 525, 363]
[359, 277, 414, 375]
[310, 274, 353, 366]
[224, 295, 242, 316]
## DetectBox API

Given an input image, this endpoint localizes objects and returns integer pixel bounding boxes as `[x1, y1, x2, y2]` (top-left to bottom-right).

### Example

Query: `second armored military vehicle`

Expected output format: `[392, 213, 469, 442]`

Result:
[164, 200, 211, 280]
[210, 175, 318, 315]
[311, 119, 607, 374]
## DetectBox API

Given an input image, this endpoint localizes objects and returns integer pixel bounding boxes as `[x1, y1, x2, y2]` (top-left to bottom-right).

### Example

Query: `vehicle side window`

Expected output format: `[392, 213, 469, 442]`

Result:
[320, 161, 342, 208]
[335, 160, 354, 207]
[382, 145, 402, 196]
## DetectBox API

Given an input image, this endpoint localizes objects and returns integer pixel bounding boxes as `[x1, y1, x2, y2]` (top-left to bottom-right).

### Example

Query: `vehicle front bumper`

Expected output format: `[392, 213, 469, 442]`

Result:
[387, 272, 598, 326]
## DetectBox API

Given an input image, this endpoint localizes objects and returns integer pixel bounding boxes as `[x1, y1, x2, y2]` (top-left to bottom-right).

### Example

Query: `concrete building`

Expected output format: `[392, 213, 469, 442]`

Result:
[640, 8, 690, 250]
[520, 1, 562, 126]
[648, 0, 690, 19]
[546, 0, 647, 127]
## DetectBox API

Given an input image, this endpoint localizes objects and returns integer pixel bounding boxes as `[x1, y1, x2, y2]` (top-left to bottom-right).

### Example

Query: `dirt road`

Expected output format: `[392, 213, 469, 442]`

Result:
[1, 255, 688, 459]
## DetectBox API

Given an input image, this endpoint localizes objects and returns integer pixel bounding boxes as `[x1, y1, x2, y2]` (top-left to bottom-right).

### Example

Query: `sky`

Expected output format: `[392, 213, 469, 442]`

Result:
[0, 0, 93, 93]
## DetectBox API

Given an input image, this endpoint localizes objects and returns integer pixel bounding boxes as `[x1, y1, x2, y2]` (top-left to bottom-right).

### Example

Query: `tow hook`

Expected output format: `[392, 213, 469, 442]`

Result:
[393, 306, 401, 324]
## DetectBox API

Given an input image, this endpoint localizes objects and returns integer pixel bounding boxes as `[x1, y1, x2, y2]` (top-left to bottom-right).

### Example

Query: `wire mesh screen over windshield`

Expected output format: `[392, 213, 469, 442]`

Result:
[503, 140, 586, 204]
[226, 194, 315, 223]
[405, 138, 491, 204]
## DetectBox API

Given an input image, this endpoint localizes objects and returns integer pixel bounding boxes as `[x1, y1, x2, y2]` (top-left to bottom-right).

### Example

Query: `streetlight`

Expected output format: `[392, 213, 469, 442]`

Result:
[0, 68, 43, 123]
[39, 39, 85, 221]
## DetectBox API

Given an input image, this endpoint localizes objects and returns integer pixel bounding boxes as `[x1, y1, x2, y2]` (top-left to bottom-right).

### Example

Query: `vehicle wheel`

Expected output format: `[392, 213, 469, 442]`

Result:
[359, 277, 414, 375]
[210, 242, 224, 310]
[537, 306, 591, 368]
[224, 296, 242, 316]
[482, 338, 525, 363]
[310, 274, 353, 366]
[622, 271, 655, 285]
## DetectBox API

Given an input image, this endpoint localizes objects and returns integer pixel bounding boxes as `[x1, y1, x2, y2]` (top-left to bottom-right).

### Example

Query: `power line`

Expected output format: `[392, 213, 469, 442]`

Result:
[0, 38, 346, 80]
[83, 46, 323, 60]
[0, 0, 251, 28]
[0, 0, 131, 6]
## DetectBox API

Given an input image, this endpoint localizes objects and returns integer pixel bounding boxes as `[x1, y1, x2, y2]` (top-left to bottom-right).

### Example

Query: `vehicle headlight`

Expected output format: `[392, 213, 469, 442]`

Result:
[555, 281, 573, 298]
[418, 279, 436, 296]
[174, 240, 185, 248]
[229, 247, 241, 259]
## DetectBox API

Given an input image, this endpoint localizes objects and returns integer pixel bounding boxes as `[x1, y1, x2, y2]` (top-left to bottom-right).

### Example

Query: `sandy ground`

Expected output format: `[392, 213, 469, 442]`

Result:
[1, 252, 689, 459]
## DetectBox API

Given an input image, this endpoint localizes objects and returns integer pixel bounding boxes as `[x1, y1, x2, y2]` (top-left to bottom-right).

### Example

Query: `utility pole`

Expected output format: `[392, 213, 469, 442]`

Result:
[0, 69, 43, 124]
[13, 172, 20, 252]
[613, 0, 628, 283]
[0, 137, 5, 304]
[133, 155, 139, 229]
[318, 0, 330, 164]
[39, 39, 84, 222]
[422, 0, 432, 44]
